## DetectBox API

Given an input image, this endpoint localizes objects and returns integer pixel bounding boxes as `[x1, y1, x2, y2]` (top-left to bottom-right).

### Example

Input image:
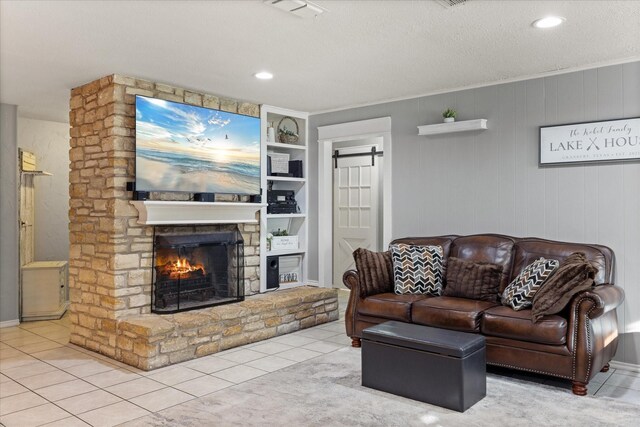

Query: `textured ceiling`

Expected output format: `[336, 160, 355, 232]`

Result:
[1, 0, 639, 123]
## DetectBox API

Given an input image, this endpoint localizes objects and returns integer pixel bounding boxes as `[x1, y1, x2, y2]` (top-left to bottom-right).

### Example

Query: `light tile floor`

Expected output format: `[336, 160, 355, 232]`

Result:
[1, 290, 638, 426]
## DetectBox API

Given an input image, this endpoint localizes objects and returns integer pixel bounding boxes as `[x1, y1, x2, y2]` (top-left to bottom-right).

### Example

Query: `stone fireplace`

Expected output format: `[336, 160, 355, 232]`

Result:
[152, 227, 244, 313]
[68, 75, 338, 370]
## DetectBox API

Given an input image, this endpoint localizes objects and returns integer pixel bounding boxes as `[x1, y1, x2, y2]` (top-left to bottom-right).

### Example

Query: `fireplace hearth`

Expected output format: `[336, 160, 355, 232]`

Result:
[152, 228, 244, 313]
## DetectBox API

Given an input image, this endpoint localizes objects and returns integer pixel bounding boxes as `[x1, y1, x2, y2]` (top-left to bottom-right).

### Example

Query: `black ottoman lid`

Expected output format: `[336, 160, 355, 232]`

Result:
[362, 321, 485, 358]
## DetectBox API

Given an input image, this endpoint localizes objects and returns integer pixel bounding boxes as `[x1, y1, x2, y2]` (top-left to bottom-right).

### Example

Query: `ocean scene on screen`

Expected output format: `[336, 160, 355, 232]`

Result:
[135, 96, 260, 194]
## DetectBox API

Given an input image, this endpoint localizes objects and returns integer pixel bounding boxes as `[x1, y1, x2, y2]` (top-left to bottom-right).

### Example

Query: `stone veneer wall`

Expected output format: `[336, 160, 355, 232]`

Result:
[68, 75, 262, 358]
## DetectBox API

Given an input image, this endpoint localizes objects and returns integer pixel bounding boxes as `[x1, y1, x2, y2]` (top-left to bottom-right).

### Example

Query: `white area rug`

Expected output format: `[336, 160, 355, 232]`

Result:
[125, 347, 640, 426]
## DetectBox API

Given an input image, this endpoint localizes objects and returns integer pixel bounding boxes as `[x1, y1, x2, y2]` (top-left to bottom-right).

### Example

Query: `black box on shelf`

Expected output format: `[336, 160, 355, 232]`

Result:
[266, 256, 279, 289]
[289, 160, 303, 178]
[267, 190, 298, 214]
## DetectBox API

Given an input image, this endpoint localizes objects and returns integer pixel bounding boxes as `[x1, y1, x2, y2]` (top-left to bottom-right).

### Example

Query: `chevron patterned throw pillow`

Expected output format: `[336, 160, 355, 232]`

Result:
[390, 244, 444, 295]
[502, 257, 560, 310]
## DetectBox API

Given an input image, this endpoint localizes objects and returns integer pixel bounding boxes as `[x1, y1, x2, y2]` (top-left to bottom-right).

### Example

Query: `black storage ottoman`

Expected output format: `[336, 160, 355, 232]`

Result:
[362, 321, 486, 412]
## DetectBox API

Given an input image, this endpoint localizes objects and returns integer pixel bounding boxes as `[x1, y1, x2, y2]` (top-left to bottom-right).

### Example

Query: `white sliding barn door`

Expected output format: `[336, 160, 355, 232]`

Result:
[332, 146, 380, 287]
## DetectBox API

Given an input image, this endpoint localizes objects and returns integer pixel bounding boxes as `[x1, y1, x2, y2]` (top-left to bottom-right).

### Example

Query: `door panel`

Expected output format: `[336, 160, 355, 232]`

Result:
[333, 146, 380, 287]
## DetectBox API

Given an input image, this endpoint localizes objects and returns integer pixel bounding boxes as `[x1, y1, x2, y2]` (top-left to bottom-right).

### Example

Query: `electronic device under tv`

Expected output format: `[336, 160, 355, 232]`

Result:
[135, 95, 261, 197]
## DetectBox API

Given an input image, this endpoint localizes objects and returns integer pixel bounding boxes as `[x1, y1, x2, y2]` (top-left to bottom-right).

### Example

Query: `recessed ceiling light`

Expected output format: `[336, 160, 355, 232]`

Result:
[255, 71, 274, 80]
[532, 16, 565, 29]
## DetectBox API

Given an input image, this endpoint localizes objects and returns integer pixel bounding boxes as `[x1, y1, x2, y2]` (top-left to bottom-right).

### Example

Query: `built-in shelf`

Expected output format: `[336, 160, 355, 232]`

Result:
[278, 281, 304, 290]
[417, 119, 488, 136]
[266, 141, 307, 150]
[261, 105, 309, 293]
[266, 249, 306, 257]
[130, 201, 267, 225]
[267, 176, 306, 183]
[21, 170, 52, 176]
[266, 213, 306, 219]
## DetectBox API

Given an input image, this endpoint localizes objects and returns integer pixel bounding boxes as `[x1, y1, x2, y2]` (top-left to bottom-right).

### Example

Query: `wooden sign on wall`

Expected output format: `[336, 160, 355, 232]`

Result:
[539, 117, 640, 166]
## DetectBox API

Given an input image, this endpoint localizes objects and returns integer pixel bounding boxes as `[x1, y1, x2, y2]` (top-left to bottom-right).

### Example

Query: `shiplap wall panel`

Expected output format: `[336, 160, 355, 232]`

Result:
[622, 61, 640, 361]
[474, 85, 500, 233]
[309, 62, 640, 364]
[544, 77, 559, 240]
[497, 83, 517, 236]
[556, 72, 586, 244]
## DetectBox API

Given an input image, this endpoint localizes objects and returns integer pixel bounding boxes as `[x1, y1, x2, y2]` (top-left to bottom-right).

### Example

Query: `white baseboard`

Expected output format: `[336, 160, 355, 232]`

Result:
[0, 319, 20, 328]
[306, 280, 319, 287]
[610, 360, 640, 373]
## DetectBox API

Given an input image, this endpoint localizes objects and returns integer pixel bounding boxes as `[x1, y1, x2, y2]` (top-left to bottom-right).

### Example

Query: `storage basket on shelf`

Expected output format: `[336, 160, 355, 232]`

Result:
[277, 116, 299, 144]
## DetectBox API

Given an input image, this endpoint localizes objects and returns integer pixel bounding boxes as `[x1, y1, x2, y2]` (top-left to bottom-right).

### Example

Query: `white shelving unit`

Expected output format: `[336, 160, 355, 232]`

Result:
[260, 105, 309, 292]
[417, 119, 488, 136]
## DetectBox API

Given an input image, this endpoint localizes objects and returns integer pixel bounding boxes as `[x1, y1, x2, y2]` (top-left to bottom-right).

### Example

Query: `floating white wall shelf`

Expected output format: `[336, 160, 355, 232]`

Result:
[417, 119, 488, 136]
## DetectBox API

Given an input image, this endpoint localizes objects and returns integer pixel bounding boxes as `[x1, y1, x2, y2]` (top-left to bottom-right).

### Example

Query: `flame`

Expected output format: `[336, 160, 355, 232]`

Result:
[158, 257, 205, 280]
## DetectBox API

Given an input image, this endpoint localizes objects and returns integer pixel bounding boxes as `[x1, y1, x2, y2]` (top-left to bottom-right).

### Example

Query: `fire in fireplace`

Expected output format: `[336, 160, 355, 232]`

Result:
[152, 228, 244, 313]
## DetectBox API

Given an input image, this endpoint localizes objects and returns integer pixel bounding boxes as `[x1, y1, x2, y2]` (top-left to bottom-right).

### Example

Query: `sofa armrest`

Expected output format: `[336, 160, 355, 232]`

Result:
[342, 270, 361, 339]
[569, 284, 624, 319]
[567, 284, 624, 383]
[342, 270, 360, 291]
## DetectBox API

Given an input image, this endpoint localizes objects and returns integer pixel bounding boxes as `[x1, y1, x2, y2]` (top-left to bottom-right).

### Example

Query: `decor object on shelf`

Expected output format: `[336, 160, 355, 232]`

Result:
[268, 152, 290, 174]
[442, 108, 457, 123]
[269, 229, 298, 251]
[279, 255, 303, 284]
[342, 234, 623, 396]
[271, 235, 299, 251]
[417, 119, 488, 136]
[539, 117, 640, 166]
[277, 116, 299, 144]
[267, 121, 276, 142]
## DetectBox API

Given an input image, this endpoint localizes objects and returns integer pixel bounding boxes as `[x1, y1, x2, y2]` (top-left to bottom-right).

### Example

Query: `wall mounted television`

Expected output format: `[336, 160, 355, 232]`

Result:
[135, 95, 260, 196]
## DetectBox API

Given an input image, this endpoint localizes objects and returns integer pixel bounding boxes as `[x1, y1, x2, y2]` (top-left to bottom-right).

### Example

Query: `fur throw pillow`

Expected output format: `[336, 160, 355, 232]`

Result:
[443, 257, 503, 302]
[353, 248, 393, 298]
[531, 252, 597, 323]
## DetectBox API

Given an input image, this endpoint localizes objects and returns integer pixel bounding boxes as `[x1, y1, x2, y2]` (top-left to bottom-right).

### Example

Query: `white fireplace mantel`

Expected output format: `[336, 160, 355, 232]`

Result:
[130, 200, 267, 225]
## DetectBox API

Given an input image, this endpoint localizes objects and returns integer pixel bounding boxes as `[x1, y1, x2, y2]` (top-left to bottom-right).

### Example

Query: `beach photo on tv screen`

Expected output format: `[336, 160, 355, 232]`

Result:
[135, 95, 261, 195]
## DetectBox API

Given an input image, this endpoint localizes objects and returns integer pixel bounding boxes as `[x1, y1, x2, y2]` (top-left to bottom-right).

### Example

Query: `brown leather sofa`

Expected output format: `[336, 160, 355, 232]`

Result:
[343, 234, 624, 396]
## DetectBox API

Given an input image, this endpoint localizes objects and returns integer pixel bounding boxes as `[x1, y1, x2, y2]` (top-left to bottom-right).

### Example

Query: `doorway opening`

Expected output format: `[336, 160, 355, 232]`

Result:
[318, 117, 392, 288]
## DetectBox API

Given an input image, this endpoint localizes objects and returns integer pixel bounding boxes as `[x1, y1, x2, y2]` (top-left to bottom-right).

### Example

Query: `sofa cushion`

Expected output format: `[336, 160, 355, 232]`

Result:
[481, 306, 567, 346]
[390, 244, 444, 296]
[449, 235, 515, 293]
[411, 297, 498, 332]
[443, 257, 503, 302]
[358, 293, 429, 322]
[531, 252, 597, 323]
[353, 248, 393, 298]
[501, 257, 560, 310]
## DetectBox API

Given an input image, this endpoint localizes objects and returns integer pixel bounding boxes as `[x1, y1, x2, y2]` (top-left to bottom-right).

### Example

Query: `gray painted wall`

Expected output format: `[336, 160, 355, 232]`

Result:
[309, 62, 640, 365]
[0, 104, 20, 323]
[18, 118, 70, 262]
